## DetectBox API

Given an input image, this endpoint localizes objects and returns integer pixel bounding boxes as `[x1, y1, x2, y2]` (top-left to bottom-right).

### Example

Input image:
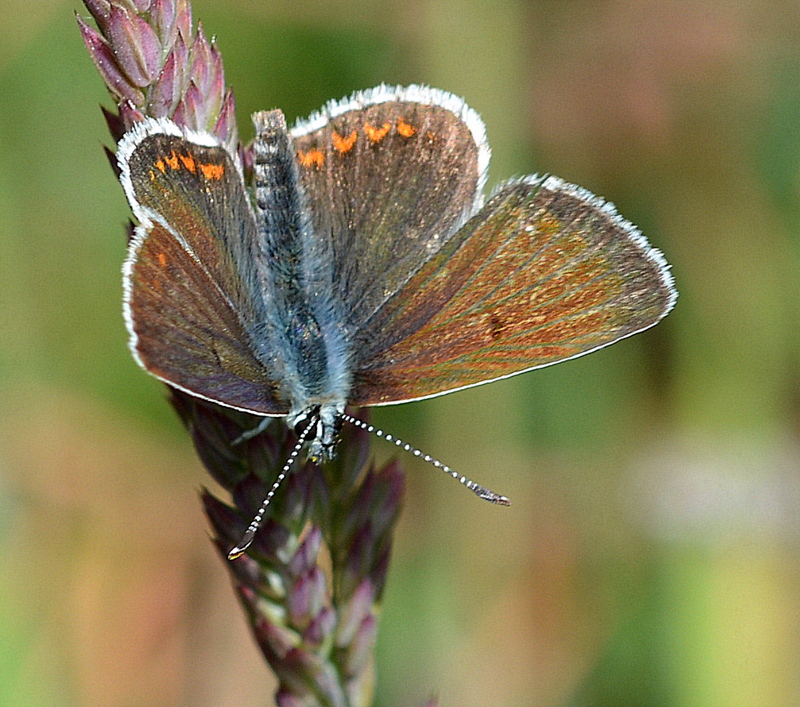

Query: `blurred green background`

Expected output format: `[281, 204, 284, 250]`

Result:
[2, 1, 800, 705]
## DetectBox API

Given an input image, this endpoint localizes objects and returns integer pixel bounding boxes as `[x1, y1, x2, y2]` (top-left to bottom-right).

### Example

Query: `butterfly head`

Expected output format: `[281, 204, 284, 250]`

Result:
[289, 403, 344, 462]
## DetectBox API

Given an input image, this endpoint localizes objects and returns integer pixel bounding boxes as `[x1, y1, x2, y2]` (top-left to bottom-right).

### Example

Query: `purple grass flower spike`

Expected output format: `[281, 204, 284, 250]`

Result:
[79, 1, 411, 704]
[79, 0, 236, 148]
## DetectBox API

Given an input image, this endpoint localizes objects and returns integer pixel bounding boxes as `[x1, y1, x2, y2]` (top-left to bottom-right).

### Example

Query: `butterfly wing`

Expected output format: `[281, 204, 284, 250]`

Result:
[348, 175, 677, 405]
[291, 85, 489, 334]
[119, 119, 289, 415]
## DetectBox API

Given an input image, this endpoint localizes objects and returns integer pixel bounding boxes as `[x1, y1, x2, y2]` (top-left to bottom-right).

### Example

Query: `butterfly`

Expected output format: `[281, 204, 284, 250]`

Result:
[117, 84, 676, 555]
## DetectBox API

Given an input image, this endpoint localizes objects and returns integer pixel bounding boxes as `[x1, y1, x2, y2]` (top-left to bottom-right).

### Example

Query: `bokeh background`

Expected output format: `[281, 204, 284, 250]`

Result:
[2, 1, 800, 705]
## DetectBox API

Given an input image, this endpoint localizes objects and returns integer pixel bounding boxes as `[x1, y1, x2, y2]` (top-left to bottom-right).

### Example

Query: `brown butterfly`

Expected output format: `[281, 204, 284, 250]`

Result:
[117, 85, 676, 556]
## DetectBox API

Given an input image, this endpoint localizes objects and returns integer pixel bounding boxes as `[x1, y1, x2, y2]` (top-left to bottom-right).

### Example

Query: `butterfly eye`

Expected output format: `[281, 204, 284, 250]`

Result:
[291, 406, 317, 436]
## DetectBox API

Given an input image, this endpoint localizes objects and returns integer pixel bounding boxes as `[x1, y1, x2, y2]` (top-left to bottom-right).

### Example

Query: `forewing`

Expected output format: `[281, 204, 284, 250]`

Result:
[350, 175, 676, 405]
[119, 119, 288, 415]
[291, 85, 489, 333]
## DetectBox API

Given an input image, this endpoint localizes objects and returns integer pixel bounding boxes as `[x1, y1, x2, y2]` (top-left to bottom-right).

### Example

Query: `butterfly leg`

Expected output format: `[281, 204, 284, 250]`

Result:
[231, 416, 273, 445]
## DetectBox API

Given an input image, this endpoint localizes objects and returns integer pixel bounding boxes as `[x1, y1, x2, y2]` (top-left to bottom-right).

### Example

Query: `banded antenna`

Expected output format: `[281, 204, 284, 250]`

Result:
[228, 413, 510, 560]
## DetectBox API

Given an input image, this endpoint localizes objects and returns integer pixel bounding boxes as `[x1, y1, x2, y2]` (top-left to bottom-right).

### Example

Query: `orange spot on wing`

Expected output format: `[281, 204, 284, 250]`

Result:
[397, 118, 417, 138]
[164, 150, 180, 170]
[179, 153, 196, 173]
[155, 159, 166, 173]
[199, 162, 225, 180]
[298, 149, 325, 168]
[364, 122, 391, 143]
[332, 130, 357, 153]
[157, 252, 167, 267]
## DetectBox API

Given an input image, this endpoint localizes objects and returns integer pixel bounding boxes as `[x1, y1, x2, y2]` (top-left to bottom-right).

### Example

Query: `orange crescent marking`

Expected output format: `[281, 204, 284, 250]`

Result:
[179, 153, 197, 173]
[199, 162, 225, 180]
[164, 150, 180, 170]
[332, 130, 358, 153]
[155, 158, 167, 174]
[298, 149, 325, 168]
[396, 118, 417, 138]
[364, 122, 391, 143]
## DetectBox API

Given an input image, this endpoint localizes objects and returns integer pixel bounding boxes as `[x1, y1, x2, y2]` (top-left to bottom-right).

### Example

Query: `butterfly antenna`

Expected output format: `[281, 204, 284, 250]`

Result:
[227, 420, 316, 560]
[341, 412, 511, 506]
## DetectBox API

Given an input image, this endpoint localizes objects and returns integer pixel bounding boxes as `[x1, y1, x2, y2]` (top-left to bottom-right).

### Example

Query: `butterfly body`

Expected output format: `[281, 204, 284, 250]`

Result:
[117, 85, 676, 463]
[249, 109, 351, 458]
